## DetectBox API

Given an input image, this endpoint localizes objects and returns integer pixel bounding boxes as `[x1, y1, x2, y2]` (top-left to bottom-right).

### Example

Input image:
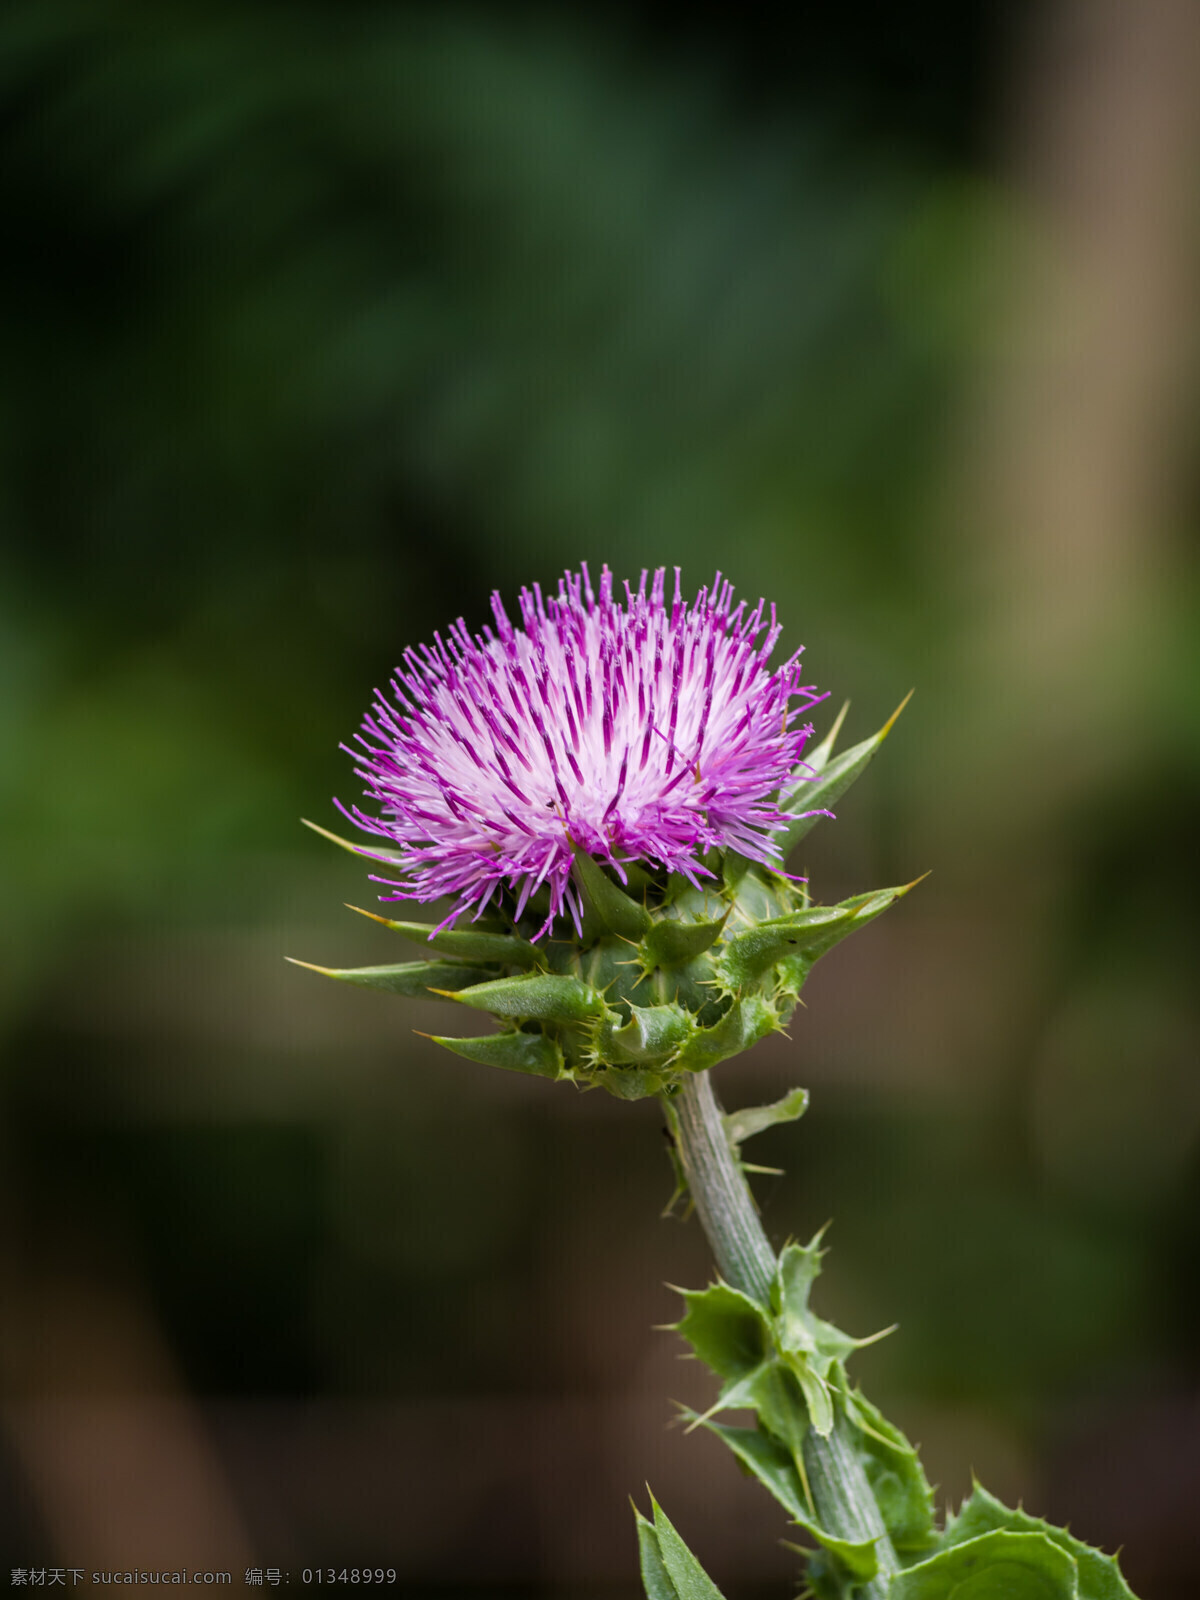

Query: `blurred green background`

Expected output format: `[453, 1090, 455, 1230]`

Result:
[2, 1, 1198, 1594]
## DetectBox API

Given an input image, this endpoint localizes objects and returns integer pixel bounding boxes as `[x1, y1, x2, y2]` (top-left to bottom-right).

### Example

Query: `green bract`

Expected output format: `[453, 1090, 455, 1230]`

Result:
[292, 703, 910, 1099]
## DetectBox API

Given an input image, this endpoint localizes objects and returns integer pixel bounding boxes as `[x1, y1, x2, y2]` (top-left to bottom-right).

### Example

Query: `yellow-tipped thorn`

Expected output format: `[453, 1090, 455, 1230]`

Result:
[285, 956, 335, 976]
[878, 687, 915, 741]
[300, 817, 363, 854]
[345, 902, 402, 928]
[426, 987, 461, 1000]
[900, 870, 933, 894]
[301, 817, 404, 865]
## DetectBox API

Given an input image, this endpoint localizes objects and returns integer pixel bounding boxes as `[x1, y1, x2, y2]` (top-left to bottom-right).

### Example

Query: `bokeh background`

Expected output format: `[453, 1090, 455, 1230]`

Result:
[2, 1, 1199, 1594]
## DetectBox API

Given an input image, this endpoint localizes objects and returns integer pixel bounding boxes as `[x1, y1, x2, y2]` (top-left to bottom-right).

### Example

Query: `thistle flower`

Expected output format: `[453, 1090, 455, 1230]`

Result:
[340, 565, 825, 937]
[292, 588, 1138, 1600]
[295, 567, 910, 1099]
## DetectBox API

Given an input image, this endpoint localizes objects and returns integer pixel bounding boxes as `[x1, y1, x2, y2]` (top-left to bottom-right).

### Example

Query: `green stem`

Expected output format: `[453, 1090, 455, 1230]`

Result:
[672, 1069, 898, 1599]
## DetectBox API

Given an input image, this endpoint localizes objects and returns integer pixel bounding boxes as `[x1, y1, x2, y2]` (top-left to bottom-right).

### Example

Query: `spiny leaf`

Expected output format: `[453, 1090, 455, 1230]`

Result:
[286, 958, 491, 996]
[724, 1086, 809, 1150]
[890, 1529, 1080, 1600]
[777, 693, 912, 858]
[674, 1282, 772, 1379]
[942, 1485, 1136, 1600]
[428, 1030, 564, 1079]
[345, 906, 541, 967]
[649, 1495, 728, 1600]
[775, 1235, 827, 1327]
[840, 1386, 937, 1557]
[440, 972, 608, 1022]
[573, 846, 652, 940]
[636, 1512, 678, 1600]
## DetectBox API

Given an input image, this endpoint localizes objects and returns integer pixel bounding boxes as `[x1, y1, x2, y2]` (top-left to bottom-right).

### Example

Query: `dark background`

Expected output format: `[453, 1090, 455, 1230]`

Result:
[2, 1, 1198, 1594]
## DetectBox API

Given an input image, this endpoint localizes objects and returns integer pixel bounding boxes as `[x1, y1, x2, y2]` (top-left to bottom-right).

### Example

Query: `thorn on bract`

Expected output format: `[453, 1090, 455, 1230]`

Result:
[285, 956, 332, 975]
[879, 687, 915, 739]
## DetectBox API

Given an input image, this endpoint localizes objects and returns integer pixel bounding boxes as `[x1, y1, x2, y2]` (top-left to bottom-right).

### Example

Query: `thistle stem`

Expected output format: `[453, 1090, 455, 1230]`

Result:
[672, 1066, 777, 1301]
[672, 1070, 898, 1599]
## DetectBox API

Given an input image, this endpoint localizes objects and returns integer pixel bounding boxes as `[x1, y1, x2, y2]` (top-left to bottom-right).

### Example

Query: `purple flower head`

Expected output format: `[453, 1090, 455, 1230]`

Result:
[340, 565, 826, 936]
